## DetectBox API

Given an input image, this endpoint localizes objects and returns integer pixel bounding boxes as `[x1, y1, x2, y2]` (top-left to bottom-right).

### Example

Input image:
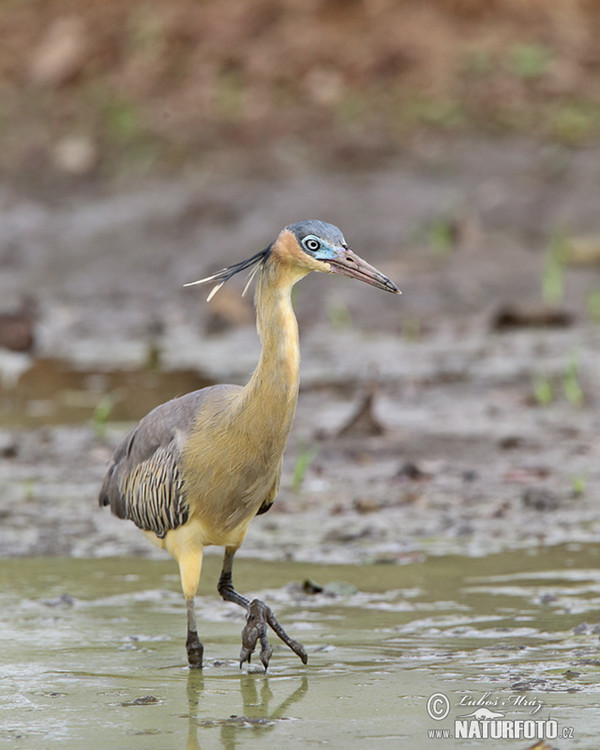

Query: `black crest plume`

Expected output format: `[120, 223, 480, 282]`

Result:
[185, 245, 272, 301]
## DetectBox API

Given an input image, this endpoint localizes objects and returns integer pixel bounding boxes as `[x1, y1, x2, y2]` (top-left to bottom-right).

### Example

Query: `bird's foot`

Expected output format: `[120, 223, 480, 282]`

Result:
[186, 631, 204, 669]
[239, 599, 307, 671]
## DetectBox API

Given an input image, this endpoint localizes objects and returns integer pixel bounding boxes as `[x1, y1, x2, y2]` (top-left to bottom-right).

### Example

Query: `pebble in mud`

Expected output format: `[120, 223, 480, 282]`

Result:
[522, 487, 561, 511]
[119, 695, 160, 706]
[572, 622, 600, 635]
[395, 461, 431, 481]
[41, 593, 76, 607]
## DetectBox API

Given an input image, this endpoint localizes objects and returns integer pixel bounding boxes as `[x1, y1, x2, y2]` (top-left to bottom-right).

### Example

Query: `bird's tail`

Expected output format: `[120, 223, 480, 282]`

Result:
[184, 245, 272, 301]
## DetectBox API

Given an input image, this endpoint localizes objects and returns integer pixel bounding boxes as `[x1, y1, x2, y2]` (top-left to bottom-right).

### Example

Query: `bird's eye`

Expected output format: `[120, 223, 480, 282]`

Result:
[303, 238, 321, 252]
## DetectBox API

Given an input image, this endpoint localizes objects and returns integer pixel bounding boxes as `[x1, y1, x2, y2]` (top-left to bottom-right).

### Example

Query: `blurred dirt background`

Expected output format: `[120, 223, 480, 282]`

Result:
[3, 0, 600, 183]
[1, 0, 600, 563]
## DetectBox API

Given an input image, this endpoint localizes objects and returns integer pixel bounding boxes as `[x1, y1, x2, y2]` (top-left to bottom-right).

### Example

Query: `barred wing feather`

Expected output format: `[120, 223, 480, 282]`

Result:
[99, 389, 216, 538]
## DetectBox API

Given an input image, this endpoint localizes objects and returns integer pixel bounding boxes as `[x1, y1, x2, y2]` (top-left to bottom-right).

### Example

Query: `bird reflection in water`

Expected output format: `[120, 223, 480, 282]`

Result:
[184, 669, 309, 750]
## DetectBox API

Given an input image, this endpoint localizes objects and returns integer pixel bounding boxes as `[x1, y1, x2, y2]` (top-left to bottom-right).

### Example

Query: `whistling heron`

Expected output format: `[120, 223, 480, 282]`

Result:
[99, 220, 400, 669]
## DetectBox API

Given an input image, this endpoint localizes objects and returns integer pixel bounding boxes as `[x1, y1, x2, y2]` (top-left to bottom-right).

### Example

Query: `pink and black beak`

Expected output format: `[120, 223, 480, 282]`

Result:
[326, 246, 400, 295]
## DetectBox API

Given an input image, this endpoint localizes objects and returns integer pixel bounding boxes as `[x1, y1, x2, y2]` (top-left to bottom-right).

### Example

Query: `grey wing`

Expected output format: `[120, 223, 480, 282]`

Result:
[116, 443, 188, 538]
[99, 388, 215, 538]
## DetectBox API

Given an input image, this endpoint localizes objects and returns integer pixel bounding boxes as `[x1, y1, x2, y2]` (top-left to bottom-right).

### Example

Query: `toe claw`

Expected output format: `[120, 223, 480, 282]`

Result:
[293, 642, 308, 665]
[239, 646, 252, 668]
[259, 643, 273, 671]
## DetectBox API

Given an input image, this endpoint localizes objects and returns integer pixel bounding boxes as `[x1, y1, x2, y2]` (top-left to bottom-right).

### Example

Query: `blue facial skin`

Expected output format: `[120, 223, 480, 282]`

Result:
[286, 220, 347, 262]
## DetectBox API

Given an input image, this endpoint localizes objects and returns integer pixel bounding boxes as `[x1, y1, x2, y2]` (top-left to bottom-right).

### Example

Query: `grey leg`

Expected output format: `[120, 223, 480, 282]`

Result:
[217, 546, 307, 670]
[186, 597, 204, 668]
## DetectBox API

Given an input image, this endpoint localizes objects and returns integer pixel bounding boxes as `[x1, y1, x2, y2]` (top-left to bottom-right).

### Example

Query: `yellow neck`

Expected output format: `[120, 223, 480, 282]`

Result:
[180, 239, 315, 538]
[237, 256, 307, 452]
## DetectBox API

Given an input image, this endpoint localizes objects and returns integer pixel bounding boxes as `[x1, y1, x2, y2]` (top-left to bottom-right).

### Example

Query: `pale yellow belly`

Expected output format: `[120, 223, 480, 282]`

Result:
[143, 515, 252, 554]
[143, 516, 252, 599]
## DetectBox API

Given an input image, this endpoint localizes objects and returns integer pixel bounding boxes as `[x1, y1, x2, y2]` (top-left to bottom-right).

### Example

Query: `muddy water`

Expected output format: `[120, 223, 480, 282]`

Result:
[1, 357, 213, 427]
[1, 546, 599, 748]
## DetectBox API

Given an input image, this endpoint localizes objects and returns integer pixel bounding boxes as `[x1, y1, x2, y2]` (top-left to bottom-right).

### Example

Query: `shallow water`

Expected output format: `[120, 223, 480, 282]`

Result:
[1, 357, 213, 427]
[1, 545, 600, 749]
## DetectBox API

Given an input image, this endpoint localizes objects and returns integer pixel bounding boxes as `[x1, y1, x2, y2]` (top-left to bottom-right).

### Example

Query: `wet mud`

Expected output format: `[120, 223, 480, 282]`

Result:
[2, 548, 600, 748]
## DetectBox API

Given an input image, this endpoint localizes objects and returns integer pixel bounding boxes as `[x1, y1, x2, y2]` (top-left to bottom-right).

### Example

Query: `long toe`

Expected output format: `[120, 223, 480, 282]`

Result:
[259, 631, 273, 671]
[264, 605, 308, 665]
[239, 599, 269, 668]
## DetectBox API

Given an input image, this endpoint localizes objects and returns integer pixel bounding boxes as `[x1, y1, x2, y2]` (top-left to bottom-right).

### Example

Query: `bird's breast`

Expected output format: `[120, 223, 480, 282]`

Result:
[180, 416, 287, 541]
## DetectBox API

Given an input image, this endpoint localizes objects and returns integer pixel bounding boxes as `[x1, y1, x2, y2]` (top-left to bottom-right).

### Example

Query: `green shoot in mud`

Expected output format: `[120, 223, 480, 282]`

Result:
[586, 289, 600, 324]
[23, 479, 36, 501]
[292, 441, 319, 492]
[542, 234, 568, 304]
[428, 217, 455, 256]
[105, 98, 141, 146]
[552, 102, 600, 144]
[532, 373, 554, 407]
[570, 473, 587, 498]
[215, 69, 245, 121]
[146, 341, 162, 371]
[405, 96, 465, 130]
[506, 43, 551, 80]
[563, 350, 584, 408]
[532, 350, 584, 408]
[92, 394, 115, 439]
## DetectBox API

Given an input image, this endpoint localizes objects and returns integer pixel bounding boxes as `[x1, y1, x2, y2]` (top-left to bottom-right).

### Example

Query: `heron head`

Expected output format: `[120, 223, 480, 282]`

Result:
[185, 219, 400, 300]
[285, 219, 400, 295]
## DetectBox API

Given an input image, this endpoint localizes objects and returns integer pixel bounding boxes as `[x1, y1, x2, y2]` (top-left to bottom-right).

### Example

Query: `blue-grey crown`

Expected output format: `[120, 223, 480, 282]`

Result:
[286, 220, 346, 247]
